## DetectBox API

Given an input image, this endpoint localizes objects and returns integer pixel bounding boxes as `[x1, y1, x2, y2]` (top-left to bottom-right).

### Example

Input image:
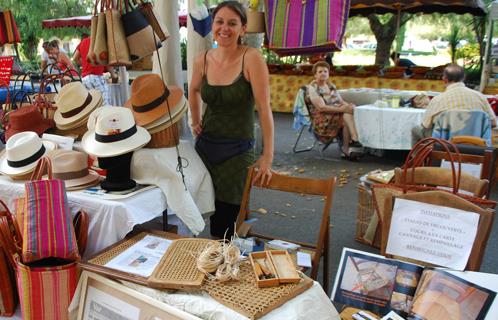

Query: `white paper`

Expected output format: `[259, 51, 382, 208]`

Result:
[104, 235, 172, 277]
[386, 198, 479, 270]
[42, 133, 74, 150]
[297, 251, 312, 268]
[84, 286, 140, 320]
[440, 159, 482, 178]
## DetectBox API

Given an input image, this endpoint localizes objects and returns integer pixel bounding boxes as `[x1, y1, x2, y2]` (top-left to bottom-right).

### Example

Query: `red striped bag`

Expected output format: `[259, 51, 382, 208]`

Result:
[16, 258, 79, 320]
[22, 157, 79, 263]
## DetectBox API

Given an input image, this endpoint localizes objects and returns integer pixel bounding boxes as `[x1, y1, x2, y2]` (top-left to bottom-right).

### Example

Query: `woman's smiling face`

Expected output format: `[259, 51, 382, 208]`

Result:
[212, 7, 246, 47]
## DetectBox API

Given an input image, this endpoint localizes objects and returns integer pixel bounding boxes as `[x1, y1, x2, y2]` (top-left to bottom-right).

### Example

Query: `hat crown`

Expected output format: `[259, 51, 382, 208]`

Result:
[10, 105, 45, 130]
[51, 150, 87, 174]
[94, 107, 136, 137]
[6, 131, 43, 162]
[56, 82, 91, 112]
[130, 74, 165, 107]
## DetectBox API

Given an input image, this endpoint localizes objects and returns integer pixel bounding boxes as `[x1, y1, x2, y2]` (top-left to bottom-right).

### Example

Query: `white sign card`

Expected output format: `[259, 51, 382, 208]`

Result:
[83, 286, 141, 319]
[440, 159, 482, 178]
[42, 133, 74, 150]
[386, 198, 479, 270]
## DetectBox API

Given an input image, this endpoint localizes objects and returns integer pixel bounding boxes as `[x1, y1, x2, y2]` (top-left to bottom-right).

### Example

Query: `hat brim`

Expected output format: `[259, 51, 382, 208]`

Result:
[81, 126, 151, 157]
[64, 171, 101, 190]
[148, 101, 188, 134]
[0, 140, 58, 176]
[54, 90, 103, 127]
[145, 96, 187, 131]
[125, 86, 184, 127]
[5, 118, 55, 141]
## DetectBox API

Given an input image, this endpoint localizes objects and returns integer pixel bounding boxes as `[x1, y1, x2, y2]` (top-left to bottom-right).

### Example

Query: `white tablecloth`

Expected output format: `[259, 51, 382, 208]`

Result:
[354, 105, 425, 150]
[0, 141, 214, 257]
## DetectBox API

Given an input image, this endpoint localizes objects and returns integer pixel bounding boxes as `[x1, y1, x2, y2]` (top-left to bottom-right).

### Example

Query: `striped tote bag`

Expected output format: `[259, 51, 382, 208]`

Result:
[264, 0, 350, 56]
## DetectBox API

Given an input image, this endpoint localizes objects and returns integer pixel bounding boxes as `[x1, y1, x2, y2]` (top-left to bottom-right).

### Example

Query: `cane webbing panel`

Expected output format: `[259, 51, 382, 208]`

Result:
[202, 260, 313, 319]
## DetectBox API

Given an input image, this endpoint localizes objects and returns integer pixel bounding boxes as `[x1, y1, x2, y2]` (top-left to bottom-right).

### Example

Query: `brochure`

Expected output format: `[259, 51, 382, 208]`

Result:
[331, 248, 496, 319]
[104, 235, 172, 277]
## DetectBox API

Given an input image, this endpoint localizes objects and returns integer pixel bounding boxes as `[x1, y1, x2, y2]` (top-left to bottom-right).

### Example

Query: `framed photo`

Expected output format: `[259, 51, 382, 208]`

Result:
[76, 271, 201, 320]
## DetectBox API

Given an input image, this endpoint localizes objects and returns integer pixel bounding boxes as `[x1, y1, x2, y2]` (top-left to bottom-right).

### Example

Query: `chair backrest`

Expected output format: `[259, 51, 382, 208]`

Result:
[394, 167, 489, 198]
[381, 190, 495, 271]
[292, 86, 311, 129]
[432, 110, 492, 146]
[429, 143, 497, 198]
[235, 167, 336, 281]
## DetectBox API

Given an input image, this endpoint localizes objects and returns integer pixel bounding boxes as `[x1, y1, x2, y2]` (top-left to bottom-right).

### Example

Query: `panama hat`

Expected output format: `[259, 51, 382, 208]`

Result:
[49, 150, 100, 190]
[5, 105, 55, 141]
[81, 106, 151, 157]
[0, 131, 57, 176]
[124, 73, 185, 127]
[144, 96, 188, 131]
[54, 82, 103, 128]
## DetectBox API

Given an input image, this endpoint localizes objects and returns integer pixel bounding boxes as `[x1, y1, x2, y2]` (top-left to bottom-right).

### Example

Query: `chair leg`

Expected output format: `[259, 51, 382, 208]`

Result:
[293, 124, 316, 153]
[323, 227, 330, 295]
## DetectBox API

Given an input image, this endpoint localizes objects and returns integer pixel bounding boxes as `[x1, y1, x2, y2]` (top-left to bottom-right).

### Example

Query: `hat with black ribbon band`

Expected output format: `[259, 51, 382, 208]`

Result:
[7, 145, 45, 168]
[95, 125, 138, 143]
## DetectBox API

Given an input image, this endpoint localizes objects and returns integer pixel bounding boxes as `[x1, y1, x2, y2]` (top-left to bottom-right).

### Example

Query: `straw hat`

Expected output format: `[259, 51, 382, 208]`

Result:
[0, 131, 57, 176]
[54, 82, 103, 128]
[81, 106, 151, 157]
[49, 150, 100, 190]
[4, 105, 55, 141]
[145, 96, 188, 131]
[124, 74, 185, 127]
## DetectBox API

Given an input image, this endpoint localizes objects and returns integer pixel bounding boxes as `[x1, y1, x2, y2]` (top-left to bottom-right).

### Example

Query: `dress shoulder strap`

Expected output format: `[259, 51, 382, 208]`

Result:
[203, 50, 209, 76]
[241, 48, 249, 73]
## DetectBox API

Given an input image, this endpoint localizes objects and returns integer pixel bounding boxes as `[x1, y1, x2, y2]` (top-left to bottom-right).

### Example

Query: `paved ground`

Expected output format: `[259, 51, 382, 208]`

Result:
[139, 112, 498, 295]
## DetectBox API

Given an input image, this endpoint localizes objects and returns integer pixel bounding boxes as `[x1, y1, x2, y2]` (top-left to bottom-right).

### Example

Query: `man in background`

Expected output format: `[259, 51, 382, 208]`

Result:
[412, 63, 496, 143]
[73, 34, 117, 105]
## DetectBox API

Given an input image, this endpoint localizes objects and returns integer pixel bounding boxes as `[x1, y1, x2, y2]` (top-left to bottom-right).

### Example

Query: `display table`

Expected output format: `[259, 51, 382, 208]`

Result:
[270, 74, 445, 113]
[0, 141, 214, 257]
[354, 105, 425, 150]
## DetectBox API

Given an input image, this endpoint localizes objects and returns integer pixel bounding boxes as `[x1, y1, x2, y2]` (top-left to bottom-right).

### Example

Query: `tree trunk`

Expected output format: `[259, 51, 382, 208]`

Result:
[367, 13, 406, 66]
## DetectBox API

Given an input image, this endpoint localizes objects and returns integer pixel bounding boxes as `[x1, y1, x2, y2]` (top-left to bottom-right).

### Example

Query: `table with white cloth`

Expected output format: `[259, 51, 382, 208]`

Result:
[0, 140, 214, 257]
[354, 104, 425, 150]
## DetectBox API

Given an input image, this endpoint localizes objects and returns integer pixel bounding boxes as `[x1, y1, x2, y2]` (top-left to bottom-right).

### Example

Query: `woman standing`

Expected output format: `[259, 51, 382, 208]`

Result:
[189, 1, 274, 239]
[308, 61, 363, 159]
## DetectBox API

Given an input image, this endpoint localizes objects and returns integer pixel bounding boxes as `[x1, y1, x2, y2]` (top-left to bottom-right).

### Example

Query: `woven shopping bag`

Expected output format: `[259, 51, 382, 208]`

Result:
[122, 0, 162, 61]
[132, 0, 169, 42]
[87, 0, 100, 65]
[106, 0, 132, 66]
[370, 138, 497, 246]
[0, 200, 21, 317]
[264, 0, 350, 56]
[22, 157, 79, 264]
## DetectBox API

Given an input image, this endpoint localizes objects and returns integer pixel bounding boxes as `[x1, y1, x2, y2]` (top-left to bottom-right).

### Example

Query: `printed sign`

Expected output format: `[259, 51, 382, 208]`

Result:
[386, 198, 479, 270]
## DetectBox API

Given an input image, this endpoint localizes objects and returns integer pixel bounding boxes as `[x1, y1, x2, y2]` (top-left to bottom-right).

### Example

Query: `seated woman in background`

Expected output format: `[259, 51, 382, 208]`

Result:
[47, 40, 78, 77]
[307, 61, 363, 159]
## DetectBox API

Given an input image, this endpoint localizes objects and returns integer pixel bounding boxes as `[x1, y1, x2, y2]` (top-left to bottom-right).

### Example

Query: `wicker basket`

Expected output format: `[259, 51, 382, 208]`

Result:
[146, 122, 179, 148]
[355, 184, 380, 248]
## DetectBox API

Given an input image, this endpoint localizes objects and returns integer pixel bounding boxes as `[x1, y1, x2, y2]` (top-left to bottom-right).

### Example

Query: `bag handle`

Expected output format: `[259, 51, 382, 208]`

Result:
[73, 211, 89, 257]
[0, 199, 23, 268]
[401, 137, 462, 194]
[30, 157, 53, 181]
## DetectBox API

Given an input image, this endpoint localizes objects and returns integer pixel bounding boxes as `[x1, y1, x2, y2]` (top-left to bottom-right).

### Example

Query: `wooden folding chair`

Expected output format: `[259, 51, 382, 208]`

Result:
[393, 167, 489, 198]
[429, 143, 497, 198]
[381, 190, 495, 271]
[235, 167, 336, 293]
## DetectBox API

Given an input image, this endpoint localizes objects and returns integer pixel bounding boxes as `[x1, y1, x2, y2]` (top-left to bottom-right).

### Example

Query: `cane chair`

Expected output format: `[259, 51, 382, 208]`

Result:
[235, 167, 336, 293]
[292, 86, 339, 156]
[428, 143, 497, 198]
[381, 190, 495, 271]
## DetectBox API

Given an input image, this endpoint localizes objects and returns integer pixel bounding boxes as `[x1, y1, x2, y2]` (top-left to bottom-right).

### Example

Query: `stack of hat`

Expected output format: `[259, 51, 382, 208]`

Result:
[4, 105, 55, 141]
[53, 82, 103, 140]
[125, 74, 187, 148]
[48, 150, 100, 191]
[0, 131, 57, 180]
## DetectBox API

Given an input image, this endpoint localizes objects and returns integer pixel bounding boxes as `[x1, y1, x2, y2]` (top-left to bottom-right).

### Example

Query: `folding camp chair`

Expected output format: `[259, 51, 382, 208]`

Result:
[292, 86, 339, 157]
[236, 167, 336, 293]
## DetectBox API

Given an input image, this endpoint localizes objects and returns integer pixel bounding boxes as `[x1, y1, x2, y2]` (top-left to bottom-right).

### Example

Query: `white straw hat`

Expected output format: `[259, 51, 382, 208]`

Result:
[0, 131, 57, 176]
[81, 106, 151, 157]
[49, 150, 100, 190]
[54, 82, 103, 128]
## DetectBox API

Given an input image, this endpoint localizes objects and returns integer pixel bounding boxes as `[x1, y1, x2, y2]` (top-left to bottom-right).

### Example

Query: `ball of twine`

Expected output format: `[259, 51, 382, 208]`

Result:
[197, 242, 224, 274]
[196, 240, 242, 282]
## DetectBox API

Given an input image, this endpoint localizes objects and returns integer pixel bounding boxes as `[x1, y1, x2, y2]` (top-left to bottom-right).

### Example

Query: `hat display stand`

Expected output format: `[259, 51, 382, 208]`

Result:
[98, 152, 136, 191]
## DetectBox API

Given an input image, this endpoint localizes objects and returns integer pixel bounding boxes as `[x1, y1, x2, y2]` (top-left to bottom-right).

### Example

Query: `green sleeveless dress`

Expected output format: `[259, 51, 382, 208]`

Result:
[199, 56, 255, 205]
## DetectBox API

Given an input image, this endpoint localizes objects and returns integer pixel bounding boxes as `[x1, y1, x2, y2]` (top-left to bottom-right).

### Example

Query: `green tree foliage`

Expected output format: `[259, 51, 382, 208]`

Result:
[0, 0, 93, 62]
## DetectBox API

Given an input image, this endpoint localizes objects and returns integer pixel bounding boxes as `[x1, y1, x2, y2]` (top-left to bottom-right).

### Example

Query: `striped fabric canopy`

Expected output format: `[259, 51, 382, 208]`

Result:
[0, 10, 21, 45]
[264, 0, 350, 56]
[349, 0, 486, 17]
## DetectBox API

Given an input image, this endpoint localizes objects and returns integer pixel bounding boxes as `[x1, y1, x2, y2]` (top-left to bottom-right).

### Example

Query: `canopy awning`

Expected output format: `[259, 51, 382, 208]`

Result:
[42, 14, 188, 29]
[349, 0, 486, 16]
